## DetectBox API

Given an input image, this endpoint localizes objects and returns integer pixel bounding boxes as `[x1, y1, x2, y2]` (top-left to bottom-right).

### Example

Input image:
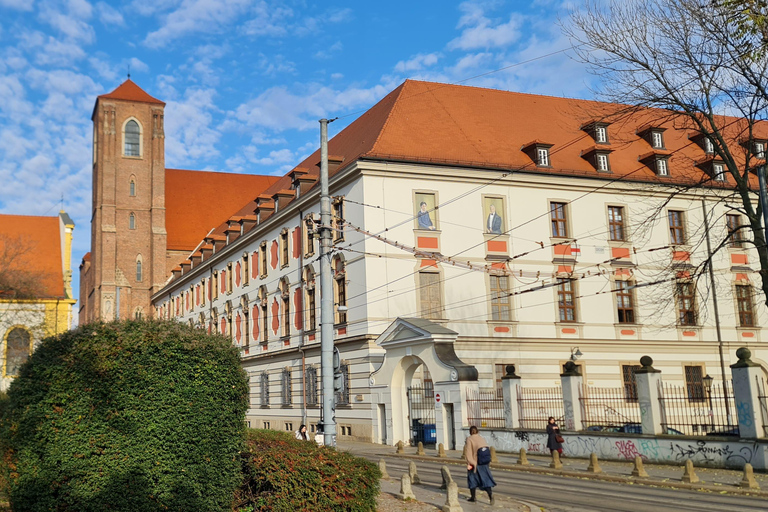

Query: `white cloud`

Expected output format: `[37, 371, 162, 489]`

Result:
[144, 0, 253, 48]
[164, 87, 222, 165]
[314, 41, 343, 60]
[394, 53, 441, 73]
[96, 2, 124, 25]
[37, 0, 95, 43]
[0, 0, 34, 10]
[448, 1, 523, 50]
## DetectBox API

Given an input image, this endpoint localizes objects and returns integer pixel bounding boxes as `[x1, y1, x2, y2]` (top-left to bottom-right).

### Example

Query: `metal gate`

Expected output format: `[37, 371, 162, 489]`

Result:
[407, 384, 436, 445]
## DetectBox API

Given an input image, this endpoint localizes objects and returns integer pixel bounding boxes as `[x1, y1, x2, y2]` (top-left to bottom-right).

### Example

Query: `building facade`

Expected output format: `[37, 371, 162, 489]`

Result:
[1, 212, 76, 391]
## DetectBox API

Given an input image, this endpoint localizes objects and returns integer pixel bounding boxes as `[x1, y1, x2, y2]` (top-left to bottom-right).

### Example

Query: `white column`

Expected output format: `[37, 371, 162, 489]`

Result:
[635, 356, 664, 435]
[501, 364, 522, 430]
[730, 348, 766, 439]
[560, 361, 583, 432]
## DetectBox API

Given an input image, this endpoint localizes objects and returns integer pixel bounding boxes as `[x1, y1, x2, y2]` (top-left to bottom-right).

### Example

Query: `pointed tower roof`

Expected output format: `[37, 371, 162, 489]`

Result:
[97, 79, 165, 105]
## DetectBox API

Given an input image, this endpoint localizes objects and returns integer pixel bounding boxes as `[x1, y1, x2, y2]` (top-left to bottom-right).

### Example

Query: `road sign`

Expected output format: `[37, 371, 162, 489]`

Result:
[435, 393, 441, 403]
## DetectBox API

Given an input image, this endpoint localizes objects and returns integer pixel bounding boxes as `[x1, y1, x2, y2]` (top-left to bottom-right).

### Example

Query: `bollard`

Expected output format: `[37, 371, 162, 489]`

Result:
[586, 452, 602, 474]
[438, 443, 447, 458]
[681, 459, 700, 484]
[397, 474, 416, 501]
[378, 459, 390, 480]
[442, 481, 463, 512]
[396, 440, 404, 454]
[408, 461, 421, 485]
[417, 441, 425, 456]
[740, 463, 760, 490]
[490, 446, 498, 463]
[550, 450, 563, 469]
[631, 456, 648, 478]
[516, 447, 531, 466]
[439, 465, 453, 490]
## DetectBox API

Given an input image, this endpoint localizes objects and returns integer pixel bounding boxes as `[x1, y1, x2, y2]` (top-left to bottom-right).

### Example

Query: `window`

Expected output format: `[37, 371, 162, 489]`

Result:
[259, 287, 268, 344]
[615, 281, 636, 323]
[4, 327, 31, 377]
[651, 130, 664, 149]
[136, 257, 143, 282]
[305, 366, 318, 406]
[280, 229, 289, 268]
[243, 299, 250, 348]
[596, 153, 610, 171]
[332, 198, 344, 242]
[704, 137, 714, 154]
[243, 253, 250, 286]
[129, 212, 136, 230]
[490, 275, 511, 321]
[756, 141, 765, 159]
[676, 281, 697, 326]
[422, 367, 434, 398]
[736, 285, 755, 327]
[260, 372, 269, 407]
[656, 157, 669, 176]
[608, 206, 625, 241]
[595, 125, 608, 144]
[334, 258, 347, 324]
[495, 363, 514, 398]
[684, 365, 705, 402]
[124, 119, 140, 156]
[727, 214, 745, 248]
[550, 202, 569, 238]
[622, 365, 641, 401]
[280, 279, 290, 338]
[713, 162, 726, 182]
[335, 362, 350, 406]
[557, 279, 576, 322]
[537, 147, 550, 167]
[212, 271, 219, 300]
[668, 210, 686, 245]
[305, 217, 315, 256]
[129, 179, 136, 196]
[281, 368, 292, 406]
[305, 267, 316, 331]
[419, 271, 442, 320]
[260, 242, 268, 278]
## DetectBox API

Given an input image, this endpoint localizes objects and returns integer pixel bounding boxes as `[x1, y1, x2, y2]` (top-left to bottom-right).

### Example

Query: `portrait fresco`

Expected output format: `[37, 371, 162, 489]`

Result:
[483, 196, 505, 234]
[414, 192, 438, 230]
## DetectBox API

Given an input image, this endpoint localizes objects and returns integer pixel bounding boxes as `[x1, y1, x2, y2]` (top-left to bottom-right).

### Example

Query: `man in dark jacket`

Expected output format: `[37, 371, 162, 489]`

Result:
[463, 426, 496, 504]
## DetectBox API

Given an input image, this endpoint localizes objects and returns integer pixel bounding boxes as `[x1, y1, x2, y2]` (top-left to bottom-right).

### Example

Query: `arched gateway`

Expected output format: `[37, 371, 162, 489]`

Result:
[369, 318, 478, 450]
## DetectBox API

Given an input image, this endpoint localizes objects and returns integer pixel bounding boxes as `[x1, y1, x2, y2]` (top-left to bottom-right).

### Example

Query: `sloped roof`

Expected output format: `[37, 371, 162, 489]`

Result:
[0, 214, 65, 299]
[165, 169, 280, 251]
[97, 79, 165, 105]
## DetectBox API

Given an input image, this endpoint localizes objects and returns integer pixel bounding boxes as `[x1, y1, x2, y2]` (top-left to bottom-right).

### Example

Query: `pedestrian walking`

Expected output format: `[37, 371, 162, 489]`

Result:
[463, 425, 496, 504]
[546, 417, 564, 455]
[294, 424, 309, 441]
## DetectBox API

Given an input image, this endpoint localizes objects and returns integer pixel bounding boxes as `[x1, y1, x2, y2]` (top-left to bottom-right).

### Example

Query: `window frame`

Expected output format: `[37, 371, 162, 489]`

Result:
[651, 130, 665, 149]
[726, 214, 745, 248]
[280, 229, 289, 268]
[556, 279, 577, 323]
[550, 201, 569, 238]
[489, 274, 511, 321]
[621, 364, 641, 402]
[332, 198, 345, 242]
[280, 279, 290, 338]
[3, 326, 32, 377]
[260, 241, 268, 278]
[136, 256, 143, 282]
[713, 162, 726, 182]
[596, 152, 610, 172]
[608, 205, 626, 242]
[281, 367, 292, 406]
[418, 270, 443, 320]
[736, 284, 755, 327]
[334, 257, 347, 324]
[129, 212, 136, 230]
[656, 157, 669, 176]
[305, 267, 316, 331]
[129, 178, 136, 197]
[684, 365, 705, 402]
[536, 147, 550, 167]
[595, 125, 608, 144]
[668, 210, 687, 245]
[676, 281, 698, 326]
[615, 280, 636, 324]
[260, 372, 270, 408]
[123, 118, 142, 158]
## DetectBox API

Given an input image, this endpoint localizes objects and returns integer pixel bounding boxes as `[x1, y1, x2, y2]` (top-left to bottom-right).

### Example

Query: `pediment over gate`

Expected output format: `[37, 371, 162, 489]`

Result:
[371, 317, 478, 383]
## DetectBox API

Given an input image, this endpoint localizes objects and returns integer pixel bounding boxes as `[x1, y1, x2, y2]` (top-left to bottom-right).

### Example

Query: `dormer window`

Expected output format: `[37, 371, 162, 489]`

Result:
[596, 153, 610, 171]
[713, 162, 726, 182]
[521, 140, 554, 168]
[704, 137, 714, 154]
[656, 157, 669, 176]
[651, 131, 664, 149]
[537, 147, 550, 166]
[595, 125, 608, 144]
[755, 141, 766, 159]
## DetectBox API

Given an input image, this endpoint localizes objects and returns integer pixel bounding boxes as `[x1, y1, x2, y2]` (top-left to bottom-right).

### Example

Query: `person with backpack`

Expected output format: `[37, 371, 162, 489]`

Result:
[463, 425, 496, 504]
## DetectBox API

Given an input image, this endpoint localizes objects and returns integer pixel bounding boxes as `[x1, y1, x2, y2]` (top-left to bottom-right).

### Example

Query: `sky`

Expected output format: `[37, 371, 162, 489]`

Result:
[0, 0, 597, 308]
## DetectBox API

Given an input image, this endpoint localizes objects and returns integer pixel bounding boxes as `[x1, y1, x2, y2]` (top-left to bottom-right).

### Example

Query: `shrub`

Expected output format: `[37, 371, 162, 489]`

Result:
[0, 320, 249, 512]
[236, 429, 381, 512]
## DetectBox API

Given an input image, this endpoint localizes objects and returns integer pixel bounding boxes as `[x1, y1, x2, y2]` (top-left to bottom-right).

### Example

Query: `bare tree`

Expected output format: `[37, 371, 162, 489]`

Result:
[566, 0, 768, 306]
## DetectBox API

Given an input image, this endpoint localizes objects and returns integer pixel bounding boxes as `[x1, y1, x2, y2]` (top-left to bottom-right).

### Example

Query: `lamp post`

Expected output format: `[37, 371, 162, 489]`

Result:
[702, 374, 714, 433]
[570, 347, 582, 362]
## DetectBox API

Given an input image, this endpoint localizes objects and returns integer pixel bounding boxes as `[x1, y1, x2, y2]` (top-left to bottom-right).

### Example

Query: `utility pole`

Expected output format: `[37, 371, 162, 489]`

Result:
[319, 118, 337, 447]
[700, 198, 731, 424]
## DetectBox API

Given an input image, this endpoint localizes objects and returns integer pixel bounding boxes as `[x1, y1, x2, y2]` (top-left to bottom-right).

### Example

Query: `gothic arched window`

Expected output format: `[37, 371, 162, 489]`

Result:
[136, 257, 143, 282]
[129, 212, 136, 230]
[4, 327, 31, 377]
[124, 120, 140, 156]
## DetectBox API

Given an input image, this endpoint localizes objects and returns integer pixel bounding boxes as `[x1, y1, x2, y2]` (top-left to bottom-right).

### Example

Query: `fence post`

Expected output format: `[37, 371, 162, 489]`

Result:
[501, 364, 522, 430]
[560, 361, 583, 431]
[730, 348, 766, 439]
[635, 356, 664, 435]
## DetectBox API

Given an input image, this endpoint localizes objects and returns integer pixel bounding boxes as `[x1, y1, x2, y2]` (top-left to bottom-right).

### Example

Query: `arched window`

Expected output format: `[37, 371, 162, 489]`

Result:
[4, 327, 31, 377]
[304, 266, 316, 331]
[129, 178, 136, 196]
[129, 212, 136, 230]
[124, 120, 140, 156]
[333, 257, 347, 324]
[259, 286, 268, 345]
[136, 257, 143, 282]
[134, 307, 144, 320]
[280, 279, 290, 338]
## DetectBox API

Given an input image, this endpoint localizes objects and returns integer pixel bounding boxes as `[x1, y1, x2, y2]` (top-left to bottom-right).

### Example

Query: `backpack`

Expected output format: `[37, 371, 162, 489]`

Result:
[477, 446, 491, 466]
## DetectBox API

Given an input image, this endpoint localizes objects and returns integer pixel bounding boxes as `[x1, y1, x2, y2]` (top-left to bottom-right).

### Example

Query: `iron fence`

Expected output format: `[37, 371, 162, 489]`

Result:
[579, 386, 641, 430]
[658, 380, 737, 436]
[757, 376, 768, 437]
[466, 388, 506, 429]
[517, 386, 564, 430]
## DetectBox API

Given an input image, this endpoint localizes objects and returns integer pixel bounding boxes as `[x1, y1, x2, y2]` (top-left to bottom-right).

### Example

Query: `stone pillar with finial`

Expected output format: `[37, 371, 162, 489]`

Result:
[730, 347, 766, 439]
[634, 356, 664, 435]
[500, 364, 522, 430]
[560, 361, 583, 432]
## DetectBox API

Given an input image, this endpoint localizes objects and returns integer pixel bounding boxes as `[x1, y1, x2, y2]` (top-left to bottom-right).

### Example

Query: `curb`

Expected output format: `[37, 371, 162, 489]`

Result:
[388, 453, 768, 498]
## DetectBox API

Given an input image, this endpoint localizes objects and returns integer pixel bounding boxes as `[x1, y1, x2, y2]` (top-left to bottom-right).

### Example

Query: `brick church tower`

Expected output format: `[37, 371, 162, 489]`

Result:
[79, 80, 167, 322]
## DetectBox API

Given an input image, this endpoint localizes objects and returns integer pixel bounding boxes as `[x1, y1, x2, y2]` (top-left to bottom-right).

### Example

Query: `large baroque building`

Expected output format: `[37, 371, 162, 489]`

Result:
[1, 211, 76, 391]
[84, 79, 768, 447]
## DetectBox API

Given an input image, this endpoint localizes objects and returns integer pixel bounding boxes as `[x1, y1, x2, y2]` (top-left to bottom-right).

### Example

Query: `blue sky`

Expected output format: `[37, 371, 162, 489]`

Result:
[0, 0, 596, 307]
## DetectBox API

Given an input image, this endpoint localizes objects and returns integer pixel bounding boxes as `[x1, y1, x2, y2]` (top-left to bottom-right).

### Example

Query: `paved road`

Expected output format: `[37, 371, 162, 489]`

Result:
[372, 455, 767, 512]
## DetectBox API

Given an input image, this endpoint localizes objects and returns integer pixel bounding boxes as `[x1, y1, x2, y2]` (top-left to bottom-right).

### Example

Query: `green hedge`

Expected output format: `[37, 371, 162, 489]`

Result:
[236, 429, 381, 512]
[0, 320, 249, 512]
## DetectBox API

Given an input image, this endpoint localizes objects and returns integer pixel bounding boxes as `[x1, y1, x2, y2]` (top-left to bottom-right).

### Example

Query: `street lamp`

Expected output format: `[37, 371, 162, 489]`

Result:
[570, 347, 582, 362]
[702, 374, 714, 433]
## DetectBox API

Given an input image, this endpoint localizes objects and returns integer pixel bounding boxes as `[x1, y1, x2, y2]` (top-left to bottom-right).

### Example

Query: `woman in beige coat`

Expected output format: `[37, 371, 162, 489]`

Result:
[463, 426, 496, 504]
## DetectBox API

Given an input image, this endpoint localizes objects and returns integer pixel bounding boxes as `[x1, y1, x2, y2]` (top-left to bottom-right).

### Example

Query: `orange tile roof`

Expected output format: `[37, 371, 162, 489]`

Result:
[165, 169, 280, 251]
[0, 214, 65, 299]
[97, 79, 165, 105]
